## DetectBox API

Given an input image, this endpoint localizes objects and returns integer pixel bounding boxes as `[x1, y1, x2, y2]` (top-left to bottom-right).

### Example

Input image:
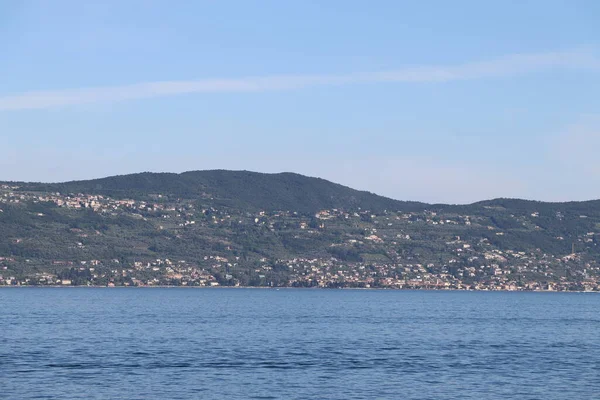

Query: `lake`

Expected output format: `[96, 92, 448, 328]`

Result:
[1, 288, 599, 399]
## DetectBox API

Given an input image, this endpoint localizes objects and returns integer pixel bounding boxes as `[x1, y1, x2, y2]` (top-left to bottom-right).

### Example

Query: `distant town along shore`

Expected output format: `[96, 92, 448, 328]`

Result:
[2, 171, 600, 291]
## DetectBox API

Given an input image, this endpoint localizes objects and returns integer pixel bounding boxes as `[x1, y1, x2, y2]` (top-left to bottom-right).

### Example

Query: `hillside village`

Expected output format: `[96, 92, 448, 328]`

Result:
[2, 178, 600, 291]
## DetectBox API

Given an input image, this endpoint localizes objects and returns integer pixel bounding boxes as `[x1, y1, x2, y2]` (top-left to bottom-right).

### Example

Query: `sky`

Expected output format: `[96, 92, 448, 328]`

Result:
[1, 0, 600, 204]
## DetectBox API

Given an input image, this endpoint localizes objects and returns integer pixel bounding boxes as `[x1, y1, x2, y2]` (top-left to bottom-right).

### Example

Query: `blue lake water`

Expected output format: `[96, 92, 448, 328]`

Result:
[1, 288, 599, 399]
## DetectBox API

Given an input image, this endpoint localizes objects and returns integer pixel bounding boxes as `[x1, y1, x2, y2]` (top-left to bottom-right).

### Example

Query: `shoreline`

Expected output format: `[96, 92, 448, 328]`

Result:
[0, 285, 597, 293]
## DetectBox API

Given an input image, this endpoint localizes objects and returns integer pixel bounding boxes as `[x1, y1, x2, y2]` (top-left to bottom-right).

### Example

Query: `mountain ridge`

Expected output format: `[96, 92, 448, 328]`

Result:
[5, 169, 599, 210]
[7, 169, 429, 214]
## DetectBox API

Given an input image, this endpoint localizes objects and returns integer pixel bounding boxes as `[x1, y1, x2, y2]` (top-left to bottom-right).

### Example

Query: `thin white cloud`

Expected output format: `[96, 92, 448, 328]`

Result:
[1, 48, 598, 111]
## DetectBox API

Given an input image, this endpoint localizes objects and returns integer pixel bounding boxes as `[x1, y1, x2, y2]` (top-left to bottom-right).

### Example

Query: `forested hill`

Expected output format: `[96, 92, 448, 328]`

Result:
[2, 170, 600, 290]
[13, 170, 427, 214]
[12, 170, 600, 216]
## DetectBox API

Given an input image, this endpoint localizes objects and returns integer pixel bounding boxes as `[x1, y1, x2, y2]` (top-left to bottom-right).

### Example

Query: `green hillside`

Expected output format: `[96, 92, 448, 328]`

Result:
[1, 171, 600, 290]
[16, 170, 427, 214]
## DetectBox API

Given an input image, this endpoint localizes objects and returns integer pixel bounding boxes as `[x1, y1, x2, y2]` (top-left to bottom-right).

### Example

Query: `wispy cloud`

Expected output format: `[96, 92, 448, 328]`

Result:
[1, 48, 598, 111]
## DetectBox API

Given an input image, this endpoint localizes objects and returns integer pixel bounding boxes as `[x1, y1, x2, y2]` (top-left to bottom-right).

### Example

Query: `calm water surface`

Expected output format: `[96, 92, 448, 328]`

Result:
[1, 288, 599, 399]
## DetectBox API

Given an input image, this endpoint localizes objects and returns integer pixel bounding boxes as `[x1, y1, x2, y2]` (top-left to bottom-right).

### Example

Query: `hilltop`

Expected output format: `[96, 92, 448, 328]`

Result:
[14, 170, 427, 214]
[1, 170, 600, 290]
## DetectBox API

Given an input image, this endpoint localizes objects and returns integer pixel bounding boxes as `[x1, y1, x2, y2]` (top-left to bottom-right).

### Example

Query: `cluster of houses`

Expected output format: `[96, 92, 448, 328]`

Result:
[2, 250, 599, 291]
[2, 185, 600, 291]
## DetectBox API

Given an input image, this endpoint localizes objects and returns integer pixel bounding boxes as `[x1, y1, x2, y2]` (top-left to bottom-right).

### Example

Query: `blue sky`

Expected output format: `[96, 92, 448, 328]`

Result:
[1, 0, 600, 203]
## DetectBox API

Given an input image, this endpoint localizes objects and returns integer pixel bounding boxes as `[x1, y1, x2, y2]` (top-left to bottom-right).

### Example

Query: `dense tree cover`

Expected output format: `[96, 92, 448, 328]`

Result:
[12, 170, 427, 214]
